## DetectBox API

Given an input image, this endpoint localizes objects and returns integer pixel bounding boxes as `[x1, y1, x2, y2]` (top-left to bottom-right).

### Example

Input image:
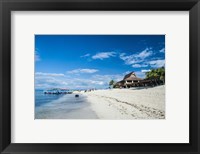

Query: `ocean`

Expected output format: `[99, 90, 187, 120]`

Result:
[35, 90, 98, 119]
[35, 90, 66, 107]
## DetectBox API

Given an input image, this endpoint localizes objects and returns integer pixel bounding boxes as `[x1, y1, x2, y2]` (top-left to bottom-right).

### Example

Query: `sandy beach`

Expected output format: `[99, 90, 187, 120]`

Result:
[35, 85, 165, 119]
[82, 85, 165, 119]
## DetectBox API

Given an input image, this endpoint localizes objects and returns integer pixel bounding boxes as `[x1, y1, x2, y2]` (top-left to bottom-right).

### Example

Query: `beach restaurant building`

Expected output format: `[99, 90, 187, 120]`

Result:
[115, 72, 142, 88]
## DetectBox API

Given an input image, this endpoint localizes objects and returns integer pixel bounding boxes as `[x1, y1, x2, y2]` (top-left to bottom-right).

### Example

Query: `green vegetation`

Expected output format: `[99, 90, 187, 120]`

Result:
[109, 80, 115, 88]
[145, 67, 165, 84]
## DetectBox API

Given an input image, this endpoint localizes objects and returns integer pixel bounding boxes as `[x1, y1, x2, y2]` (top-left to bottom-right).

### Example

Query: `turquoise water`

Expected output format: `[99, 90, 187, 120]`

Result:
[35, 90, 65, 107]
[35, 90, 98, 119]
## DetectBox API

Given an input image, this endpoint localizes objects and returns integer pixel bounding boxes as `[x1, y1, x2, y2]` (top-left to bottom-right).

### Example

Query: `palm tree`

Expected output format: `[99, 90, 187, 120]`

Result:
[159, 67, 165, 84]
[109, 80, 115, 88]
[145, 67, 165, 85]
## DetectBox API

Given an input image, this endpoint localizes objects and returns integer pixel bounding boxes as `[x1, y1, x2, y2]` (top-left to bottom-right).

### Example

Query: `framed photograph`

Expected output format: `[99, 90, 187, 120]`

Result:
[35, 34, 165, 120]
[0, 0, 199, 153]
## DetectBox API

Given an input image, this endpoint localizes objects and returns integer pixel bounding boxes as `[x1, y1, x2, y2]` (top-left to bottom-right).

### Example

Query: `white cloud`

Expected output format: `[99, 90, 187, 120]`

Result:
[119, 53, 143, 65]
[134, 71, 146, 78]
[36, 71, 116, 89]
[160, 48, 165, 53]
[123, 71, 131, 75]
[149, 59, 165, 68]
[67, 68, 99, 74]
[35, 51, 41, 61]
[132, 64, 148, 68]
[81, 53, 90, 58]
[92, 52, 116, 60]
[35, 71, 129, 89]
[35, 72, 65, 77]
[75, 79, 105, 86]
[135, 49, 153, 59]
[35, 76, 67, 89]
[119, 48, 153, 65]
[92, 74, 124, 83]
[141, 69, 151, 73]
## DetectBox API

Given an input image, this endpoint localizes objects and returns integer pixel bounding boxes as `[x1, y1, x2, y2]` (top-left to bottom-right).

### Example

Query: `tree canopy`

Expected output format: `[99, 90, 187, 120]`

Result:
[109, 80, 115, 86]
[145, 67, 165, 83]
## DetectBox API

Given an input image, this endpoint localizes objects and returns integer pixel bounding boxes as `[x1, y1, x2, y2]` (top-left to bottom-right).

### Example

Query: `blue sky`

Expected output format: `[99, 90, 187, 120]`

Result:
[35, 35, 165, 90]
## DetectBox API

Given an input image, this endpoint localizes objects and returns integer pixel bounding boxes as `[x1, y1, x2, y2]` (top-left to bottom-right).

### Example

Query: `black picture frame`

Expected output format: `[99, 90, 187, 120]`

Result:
[0, 0, 199, 153]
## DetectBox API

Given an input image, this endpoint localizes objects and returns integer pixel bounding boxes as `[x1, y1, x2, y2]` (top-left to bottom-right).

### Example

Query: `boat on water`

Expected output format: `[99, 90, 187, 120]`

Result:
[43, 88, 73, 94]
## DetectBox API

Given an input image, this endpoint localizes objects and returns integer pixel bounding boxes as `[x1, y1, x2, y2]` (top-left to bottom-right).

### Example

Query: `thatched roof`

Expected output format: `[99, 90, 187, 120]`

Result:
[123, 72, 142, 81]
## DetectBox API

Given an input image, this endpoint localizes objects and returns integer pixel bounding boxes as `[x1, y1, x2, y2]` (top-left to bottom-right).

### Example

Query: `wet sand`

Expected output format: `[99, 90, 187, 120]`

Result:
[35, 94, 98, 119]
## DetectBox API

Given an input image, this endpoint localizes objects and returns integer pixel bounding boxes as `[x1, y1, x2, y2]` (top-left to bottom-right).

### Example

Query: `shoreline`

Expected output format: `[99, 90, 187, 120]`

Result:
[35, 93, 98, 119]
[35, 85, 165, 119]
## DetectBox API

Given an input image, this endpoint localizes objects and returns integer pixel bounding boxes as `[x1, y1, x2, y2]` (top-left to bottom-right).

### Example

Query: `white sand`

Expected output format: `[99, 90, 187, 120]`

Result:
[82, 85, 165, 119]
